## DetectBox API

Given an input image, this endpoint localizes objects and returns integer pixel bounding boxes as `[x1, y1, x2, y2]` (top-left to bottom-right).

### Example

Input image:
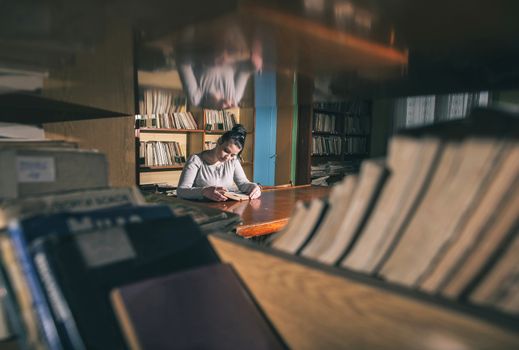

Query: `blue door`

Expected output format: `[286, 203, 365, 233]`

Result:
[254, 71, 277, 186]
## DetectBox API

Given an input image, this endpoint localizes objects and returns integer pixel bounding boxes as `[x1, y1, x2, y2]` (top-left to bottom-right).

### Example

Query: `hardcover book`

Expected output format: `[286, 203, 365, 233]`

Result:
[420, 144, 519, 293]
[7, 205, 175, 349]
[26, 216, 220, 349]
[341, 137, 441, 273]
[312, 159, 387, 265]
[111, 263, 287, 350]
[301, 175, 357, 259]
[379, 138, 504, 286]
[271, 199, 327, 254]
[223, 191, 250, 201]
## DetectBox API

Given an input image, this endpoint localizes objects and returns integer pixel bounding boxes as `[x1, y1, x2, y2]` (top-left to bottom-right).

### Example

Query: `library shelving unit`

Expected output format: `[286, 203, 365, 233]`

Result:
[134, 84, 255, 187]
[308, 101, 372, 184]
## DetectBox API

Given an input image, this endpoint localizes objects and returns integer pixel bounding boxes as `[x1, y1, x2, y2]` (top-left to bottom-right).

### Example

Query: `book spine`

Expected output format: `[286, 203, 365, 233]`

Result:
[0, 262, 23, 345]
[8, 222, 63, 350]
[32, 240, 86, 350]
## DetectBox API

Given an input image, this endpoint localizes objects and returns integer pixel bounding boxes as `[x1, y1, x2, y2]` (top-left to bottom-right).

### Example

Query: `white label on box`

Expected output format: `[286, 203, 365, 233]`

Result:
[16, 156, 56, 183]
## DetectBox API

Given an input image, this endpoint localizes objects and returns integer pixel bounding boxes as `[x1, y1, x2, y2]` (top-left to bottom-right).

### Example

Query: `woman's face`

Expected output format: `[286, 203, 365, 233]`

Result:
[215, 140, 241, 162]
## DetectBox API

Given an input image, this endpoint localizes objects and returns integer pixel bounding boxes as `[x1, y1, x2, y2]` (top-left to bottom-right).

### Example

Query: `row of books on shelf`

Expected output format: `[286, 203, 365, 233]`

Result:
[0, 138, 284, 349]
[394, 92, 489, 130]
[139, 89, 187, 115]
[343, 115, 369, 134]
[204, 109, 238, 131]
[313, 113, 369, 134]
[313, 100, 370, 115]
[135, 112, 198, 130]
[313, 113, 337, 133]
[312, 136, 368, 155]
[139, 141, 186, 167]
[270, 107, 519, 320]
[312, 136, 342, 155]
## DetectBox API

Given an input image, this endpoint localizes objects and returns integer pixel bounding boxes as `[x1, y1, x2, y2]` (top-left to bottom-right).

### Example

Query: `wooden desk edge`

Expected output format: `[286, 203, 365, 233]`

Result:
[260, 184, 311, 192]
[236, 218, 289, 238]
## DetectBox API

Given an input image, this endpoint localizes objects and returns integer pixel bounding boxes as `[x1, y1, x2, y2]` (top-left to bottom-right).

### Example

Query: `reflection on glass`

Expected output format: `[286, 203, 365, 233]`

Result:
[334, 0, 373, 35]
[0, 68, 45, 94]
[302, 0, 375, 36]
[176, 31, 262, 109]
[304, 0, 326, 16]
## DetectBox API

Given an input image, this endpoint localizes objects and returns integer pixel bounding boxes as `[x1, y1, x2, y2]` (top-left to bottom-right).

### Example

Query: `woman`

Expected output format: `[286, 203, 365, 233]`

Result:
[177, 124, 261, 201]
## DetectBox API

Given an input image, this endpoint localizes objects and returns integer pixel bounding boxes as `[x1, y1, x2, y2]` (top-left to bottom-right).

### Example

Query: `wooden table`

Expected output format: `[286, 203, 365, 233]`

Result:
[198, 185, 331, 238]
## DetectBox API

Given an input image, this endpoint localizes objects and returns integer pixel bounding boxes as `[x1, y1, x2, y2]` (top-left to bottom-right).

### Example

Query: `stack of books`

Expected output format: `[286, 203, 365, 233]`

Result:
[0, 139, 285, 349]
[311, 161, 361, 183]
[313, 113, 337, 133]
[312, 136, 342, 155]
[393, 92, 490, 130]
[270, 107, 519, 320]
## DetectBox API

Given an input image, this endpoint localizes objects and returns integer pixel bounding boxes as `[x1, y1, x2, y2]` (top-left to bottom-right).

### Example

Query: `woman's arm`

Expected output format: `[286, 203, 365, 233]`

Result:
[178, 63, 203, 107]
[233, 160, 261, 198]
[177, 155, 205, 200]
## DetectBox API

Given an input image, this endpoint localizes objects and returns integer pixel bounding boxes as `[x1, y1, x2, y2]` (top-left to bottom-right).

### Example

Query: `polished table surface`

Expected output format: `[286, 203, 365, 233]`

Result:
[196, 185, 331, 237]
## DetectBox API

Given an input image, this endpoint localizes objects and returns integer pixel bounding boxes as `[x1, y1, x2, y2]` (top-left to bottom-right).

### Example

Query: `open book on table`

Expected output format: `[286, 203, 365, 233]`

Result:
[223, 191, 250, 201]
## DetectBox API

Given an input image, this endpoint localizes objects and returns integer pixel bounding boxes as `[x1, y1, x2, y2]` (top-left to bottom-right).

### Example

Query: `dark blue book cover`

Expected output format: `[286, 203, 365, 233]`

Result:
[7, 205, 175, 350]
[21, 215, 219, 349]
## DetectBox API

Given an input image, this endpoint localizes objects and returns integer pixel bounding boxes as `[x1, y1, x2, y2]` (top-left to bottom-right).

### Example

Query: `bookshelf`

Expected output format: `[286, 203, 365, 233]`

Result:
[134, 82, 256, 187]
[305, 101, 372, 185]
[210, 234, 519, 349]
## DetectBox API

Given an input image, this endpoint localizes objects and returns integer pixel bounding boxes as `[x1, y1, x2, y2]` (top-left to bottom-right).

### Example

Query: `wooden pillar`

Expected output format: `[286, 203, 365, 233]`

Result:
[295, 74, 313, 185]
[42, 20, 136, 187]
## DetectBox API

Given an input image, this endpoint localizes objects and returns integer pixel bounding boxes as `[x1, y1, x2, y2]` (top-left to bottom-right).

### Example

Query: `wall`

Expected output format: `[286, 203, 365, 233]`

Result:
[275, 71, 296, 185]
[42, 20, 136, 187]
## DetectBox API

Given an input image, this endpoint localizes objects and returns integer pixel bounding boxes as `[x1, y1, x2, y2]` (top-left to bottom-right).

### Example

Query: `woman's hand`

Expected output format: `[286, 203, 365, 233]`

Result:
[248, 185, 261, 200]
[202, 186, 228, 202]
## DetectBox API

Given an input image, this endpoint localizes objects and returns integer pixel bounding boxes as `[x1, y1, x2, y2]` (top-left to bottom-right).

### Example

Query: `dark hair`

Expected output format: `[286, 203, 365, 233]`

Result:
[220, 124, 247, 151]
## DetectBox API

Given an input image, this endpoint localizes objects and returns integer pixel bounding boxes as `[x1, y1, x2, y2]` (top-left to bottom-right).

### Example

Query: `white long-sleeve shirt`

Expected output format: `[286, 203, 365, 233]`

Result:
[177, 153, 257, 200]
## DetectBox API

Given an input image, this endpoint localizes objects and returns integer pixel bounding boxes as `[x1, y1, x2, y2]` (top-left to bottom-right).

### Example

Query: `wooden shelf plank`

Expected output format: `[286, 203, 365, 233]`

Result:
[312, 131, 369, 137]
[312, 131, 342, 136]
[311, 154, 342, 157]
[138, 128, 204, 133]
[313, 108, 370, 117]
[205, 129, 255, 134]
[139, 165, 184, 171]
